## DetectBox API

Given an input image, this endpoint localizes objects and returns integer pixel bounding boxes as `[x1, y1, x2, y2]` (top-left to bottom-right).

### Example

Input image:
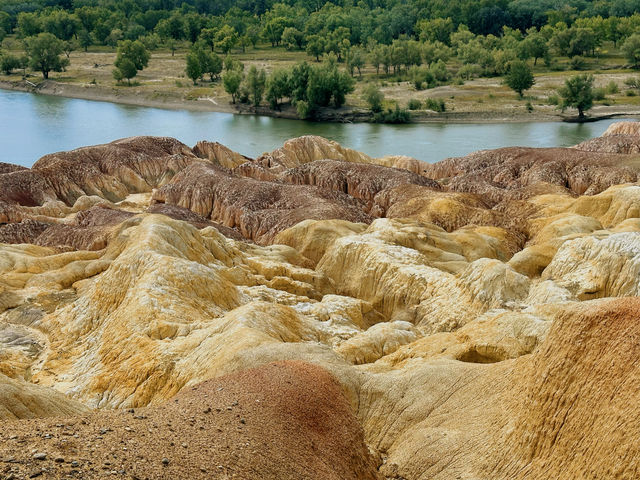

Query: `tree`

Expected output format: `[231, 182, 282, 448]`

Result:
[362, 84, 383, 112]
[262, 17, 288, 46]
[223, 69, 243, 103]
[1, 54, 21, 75]
[113, 40, 150, 84]
[306, 35, 325, 62]
[185, 51, 201, 84]
[62, 40, 76, 59]
[347, 47, 365, 76]
[622, 33, 640, 68]
[204, 52, 223, 81]
[113, 57, 136, 84]
[558, 74, 594, 118]
[417, 17, 454, 44]
[116, 40, 150, 70]
[282, 27, 304, 50]
[266, 68, 290, 109]
[246, 65, 266, 107]
[519, 30, 549, 65]
[215, 25, 237, 54]
[25, 33, 69, 79]
[505, 60, 534, 98]
[78, 29, 92, 52]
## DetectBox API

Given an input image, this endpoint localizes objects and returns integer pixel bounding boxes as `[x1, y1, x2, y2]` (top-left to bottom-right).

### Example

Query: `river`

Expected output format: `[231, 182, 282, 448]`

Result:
[0, 88, 632, 168]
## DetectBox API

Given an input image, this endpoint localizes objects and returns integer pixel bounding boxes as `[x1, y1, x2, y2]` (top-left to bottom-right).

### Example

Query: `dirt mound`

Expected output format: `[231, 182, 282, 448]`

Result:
[0, 361, 381, 480]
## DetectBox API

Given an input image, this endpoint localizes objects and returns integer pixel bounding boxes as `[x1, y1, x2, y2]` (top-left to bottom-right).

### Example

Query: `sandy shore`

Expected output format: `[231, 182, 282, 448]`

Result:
[2, 78, 639, 123]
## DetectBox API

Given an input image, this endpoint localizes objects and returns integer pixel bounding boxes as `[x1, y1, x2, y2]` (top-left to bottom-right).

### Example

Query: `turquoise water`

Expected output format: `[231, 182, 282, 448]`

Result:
[0, 88, 633, 167]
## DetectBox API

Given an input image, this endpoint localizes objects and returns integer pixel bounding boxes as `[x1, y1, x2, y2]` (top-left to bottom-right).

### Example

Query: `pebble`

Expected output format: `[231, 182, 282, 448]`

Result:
[181, 443, 188, 448]
[240, 418, 246, 424]
[54, 457, 65, 463]
[33, 453, 47, 461]
[161, 458, 170, 466]
[71, 460, 80, 467]
[203, 407, 211, 414]
[28, 470, 43, 478]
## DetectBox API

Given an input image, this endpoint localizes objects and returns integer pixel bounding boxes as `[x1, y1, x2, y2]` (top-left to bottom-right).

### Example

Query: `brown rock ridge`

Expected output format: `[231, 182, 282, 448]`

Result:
[255, 135, 429, 174]
[271, 159, 439, 212]
[151, 162, 373, 244]
[0, 361, 381, 480]
[424, 146, 639, 201]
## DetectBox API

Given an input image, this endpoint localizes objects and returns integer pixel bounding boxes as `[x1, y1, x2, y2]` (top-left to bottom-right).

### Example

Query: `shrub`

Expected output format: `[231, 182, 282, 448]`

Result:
[593, 87, 606, 101]
[606, 81, 619, 94]
[407, 98, 422, 110]
[624, 76, 640, 90]
[547, 94, 559, 105]
[569, 56, 587, 71]
[424, 97, 446, 112]
[296, 100, 311, 119]
[373, 104, 411, 123]
[362, 84, 384, 112]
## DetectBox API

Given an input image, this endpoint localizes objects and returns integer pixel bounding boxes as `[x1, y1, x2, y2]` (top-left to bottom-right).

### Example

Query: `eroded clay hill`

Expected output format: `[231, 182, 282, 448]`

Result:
[1, 125, 640, 479]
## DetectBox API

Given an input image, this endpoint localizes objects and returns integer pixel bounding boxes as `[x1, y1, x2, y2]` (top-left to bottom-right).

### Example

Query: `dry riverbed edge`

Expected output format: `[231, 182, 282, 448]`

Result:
[3, 78, 640, 123]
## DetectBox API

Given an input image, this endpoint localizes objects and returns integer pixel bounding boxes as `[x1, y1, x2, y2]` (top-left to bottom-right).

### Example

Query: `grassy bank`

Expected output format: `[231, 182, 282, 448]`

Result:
[3, 42, 640, 122]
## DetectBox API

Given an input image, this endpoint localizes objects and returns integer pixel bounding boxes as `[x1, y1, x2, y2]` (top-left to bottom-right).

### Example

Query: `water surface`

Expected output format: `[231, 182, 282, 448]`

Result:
[0, 88, 633, 167]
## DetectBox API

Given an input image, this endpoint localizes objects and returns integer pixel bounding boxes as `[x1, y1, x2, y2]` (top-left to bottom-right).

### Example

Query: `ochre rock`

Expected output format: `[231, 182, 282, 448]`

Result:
[2, 132, 640, 480]
[0, 373, 88, 420]
[192, 140, 252, 169]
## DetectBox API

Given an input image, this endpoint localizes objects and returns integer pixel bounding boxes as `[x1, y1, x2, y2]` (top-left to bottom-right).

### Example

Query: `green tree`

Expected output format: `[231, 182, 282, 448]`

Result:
[185, 51, 201, 84]
[25, 33, 69, 79]
[113, 40, 150, 84]
[362, 84, 383, 112]
[17, 13, 42, 38]
[116, 39, 150, 70]
[204, 52, 223, 81]
[113, 57, 136, 84]
[41, 10, 81, 41]
[282, 27, 304, 50]
[417, 17, 454, 44]
[622, 33, 640, 68]
[215, 25, 238, 54]
[519, 30, 549, 65]
[266, 68, 290, 109]
[347, 47, 365, 76]
[505, 60, 534, 97]
[558, 73, 594, 118]
[246, 65, 266, 107]
[305, 35, 325, 62]
[223, 68, 243, 103]
[262, 17, 288, 46]
[78, 29, 92, 52]
[1, 53, 21, 75]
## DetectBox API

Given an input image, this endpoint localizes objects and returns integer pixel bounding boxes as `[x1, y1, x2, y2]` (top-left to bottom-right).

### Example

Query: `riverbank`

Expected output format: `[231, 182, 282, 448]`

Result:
[6, 77, 640, 124]
[3, 47, 640, 123]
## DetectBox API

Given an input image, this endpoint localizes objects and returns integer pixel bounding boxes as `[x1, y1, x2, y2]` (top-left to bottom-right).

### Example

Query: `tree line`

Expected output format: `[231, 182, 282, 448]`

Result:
[3, 0, 640, 53]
